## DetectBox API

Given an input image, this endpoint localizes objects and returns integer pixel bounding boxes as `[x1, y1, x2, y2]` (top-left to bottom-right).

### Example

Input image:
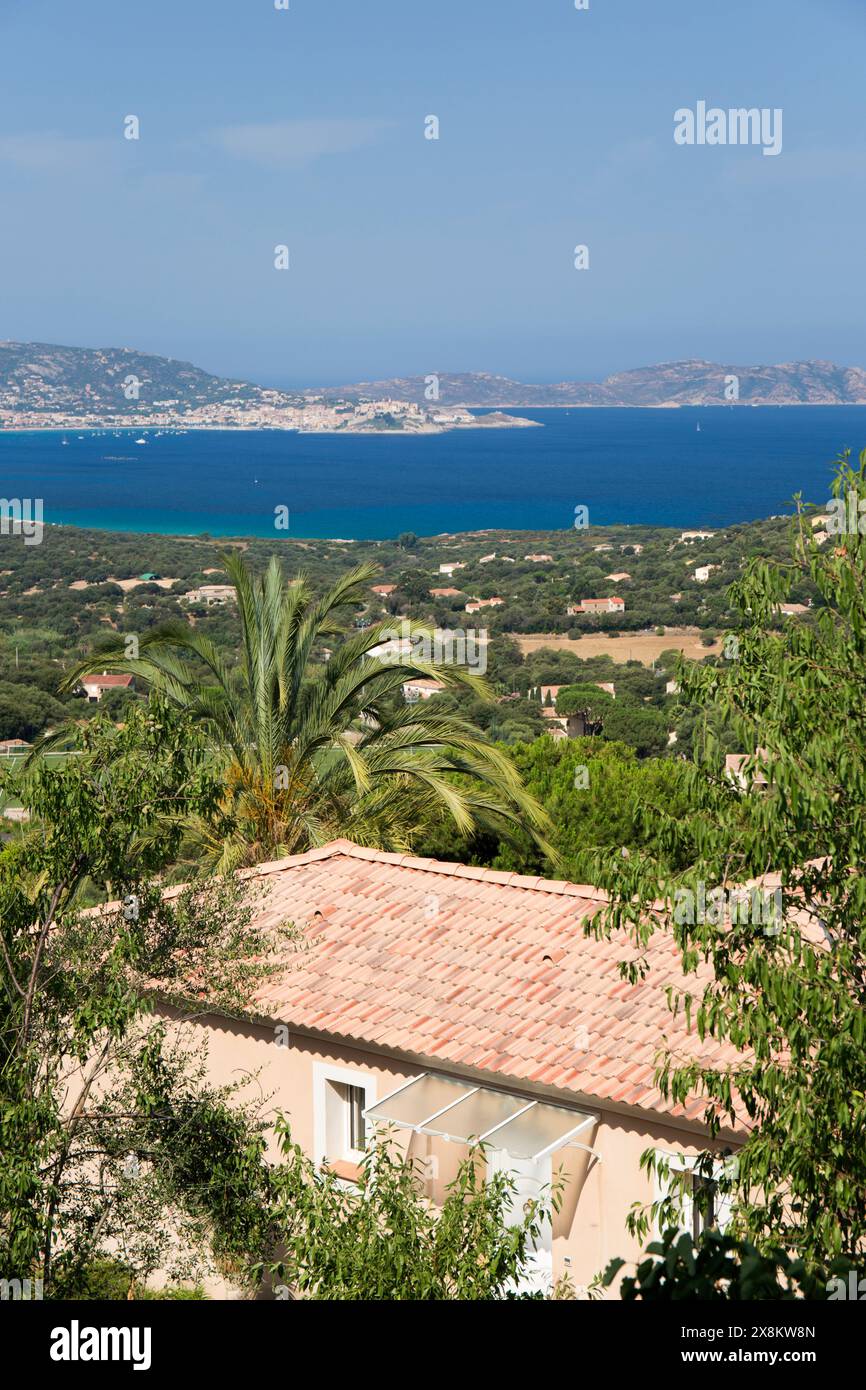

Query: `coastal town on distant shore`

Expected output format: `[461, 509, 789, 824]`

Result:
[0, 395, 541, 435]
[0, 341, 543, 433]
[0, 376, 541, 437]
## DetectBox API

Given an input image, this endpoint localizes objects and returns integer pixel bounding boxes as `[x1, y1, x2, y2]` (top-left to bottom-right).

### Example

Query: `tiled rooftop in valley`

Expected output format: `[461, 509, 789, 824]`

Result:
[196, 840, 749, 1126]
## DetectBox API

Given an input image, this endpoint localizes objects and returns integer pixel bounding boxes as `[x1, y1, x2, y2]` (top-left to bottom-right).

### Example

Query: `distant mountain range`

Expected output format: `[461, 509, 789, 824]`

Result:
[0, 341, 303, 417]
[322, 360, 866, 408]
[2, 342, 866, 418]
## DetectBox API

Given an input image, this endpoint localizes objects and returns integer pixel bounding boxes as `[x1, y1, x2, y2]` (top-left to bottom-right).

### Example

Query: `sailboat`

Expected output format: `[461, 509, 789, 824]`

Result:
[696, 422, 701, 433]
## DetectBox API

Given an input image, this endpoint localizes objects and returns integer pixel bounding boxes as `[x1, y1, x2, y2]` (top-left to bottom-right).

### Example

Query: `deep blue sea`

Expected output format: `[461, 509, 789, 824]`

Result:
[2, 407, 863, 538]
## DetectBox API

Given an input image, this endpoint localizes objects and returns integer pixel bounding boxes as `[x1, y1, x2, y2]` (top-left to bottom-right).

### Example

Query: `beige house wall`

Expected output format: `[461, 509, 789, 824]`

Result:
[157, 1003, 725, 1296]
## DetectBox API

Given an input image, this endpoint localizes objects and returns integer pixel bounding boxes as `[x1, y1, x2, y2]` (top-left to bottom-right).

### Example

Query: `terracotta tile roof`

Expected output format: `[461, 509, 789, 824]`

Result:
[82, 673, 134, 688]
[200, 840, 747, 1127]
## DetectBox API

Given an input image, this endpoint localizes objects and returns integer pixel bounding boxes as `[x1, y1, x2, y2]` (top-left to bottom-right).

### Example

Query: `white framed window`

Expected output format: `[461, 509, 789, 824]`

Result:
[346, 1083, 366, 1156]
[652, 1149, 733, 1239]
[313, 1063, 376, 1168]
[688, 1171, 718, 1241]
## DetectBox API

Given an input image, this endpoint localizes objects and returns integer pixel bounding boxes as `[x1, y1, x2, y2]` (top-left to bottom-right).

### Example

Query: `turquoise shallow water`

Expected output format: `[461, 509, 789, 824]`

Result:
[1, 407, 862, 538]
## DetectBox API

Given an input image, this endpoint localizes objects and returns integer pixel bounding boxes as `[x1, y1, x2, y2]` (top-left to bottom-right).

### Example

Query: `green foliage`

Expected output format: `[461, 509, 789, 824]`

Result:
[604, 1228, 852, 1301]
[0, 680, 69, 741]
[600, 701, 669, 758]
[136, 1285, 208, 1300]
[587, 449, 866, 1269]
[413, 737, 695, 878]
[47, 1257, 207, 1300]
[51, 1258, 136, 1301]
[555, 683, 614, 720]
[264, 1121, 560, 1300]
[0, 698, 295, 1295]
[60, 553, 551, 870]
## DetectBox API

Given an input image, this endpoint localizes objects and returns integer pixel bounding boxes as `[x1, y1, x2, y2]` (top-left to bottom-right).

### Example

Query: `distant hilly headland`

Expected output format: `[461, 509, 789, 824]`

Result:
[0, 341, 534, 434]
[2, 342, 866, 431]
[326, 359, 866, 408]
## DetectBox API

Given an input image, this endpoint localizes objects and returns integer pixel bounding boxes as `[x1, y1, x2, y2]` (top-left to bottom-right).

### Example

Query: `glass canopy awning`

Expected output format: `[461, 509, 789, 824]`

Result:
[364, 1073, 597, 1162]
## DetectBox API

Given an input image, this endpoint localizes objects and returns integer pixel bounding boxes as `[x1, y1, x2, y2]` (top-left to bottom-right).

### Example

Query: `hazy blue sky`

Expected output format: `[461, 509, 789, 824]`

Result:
[1, 0, 863, 386]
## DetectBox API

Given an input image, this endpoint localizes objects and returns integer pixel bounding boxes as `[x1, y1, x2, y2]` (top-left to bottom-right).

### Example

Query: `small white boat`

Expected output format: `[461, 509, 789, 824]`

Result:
[134, 437, 148, 445]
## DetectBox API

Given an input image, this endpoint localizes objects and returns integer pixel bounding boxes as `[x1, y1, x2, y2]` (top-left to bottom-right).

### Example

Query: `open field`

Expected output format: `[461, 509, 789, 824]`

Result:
[510, 627, 724, 665]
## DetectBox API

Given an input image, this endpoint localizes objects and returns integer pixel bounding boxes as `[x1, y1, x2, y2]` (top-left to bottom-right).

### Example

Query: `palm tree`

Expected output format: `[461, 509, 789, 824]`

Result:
[59, 554, 551, 871]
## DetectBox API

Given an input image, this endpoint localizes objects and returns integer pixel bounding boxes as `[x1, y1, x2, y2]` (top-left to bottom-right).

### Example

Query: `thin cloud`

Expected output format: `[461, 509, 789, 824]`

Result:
[0, 132, 121, 174]
[213, 118, 391, 169]
[722, 147, 866, 187]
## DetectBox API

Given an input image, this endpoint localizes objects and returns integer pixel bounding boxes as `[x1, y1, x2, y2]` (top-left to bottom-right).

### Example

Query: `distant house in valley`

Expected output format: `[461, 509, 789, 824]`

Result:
[429, 587, 463, 598]
[567, 596, 625, 616]
[79, 673, 135, 703]
[538, 684, 563, 706]
[371, 584, 397, 597]
[524, 553, 553, 563]
[402, 678, 446, 703]
[680, 530, 716, 543]
[725, 750, 770, 792]
[776, 602, 811, 617]
[370, 636, 413, 661]
[693, 565, 719, 583]
[0, 737, 32, 756]
[621, 543, 643, 554]
[184, 584, 237, 605]
[478, 553, 497, 565]
[606, 572, 631, 583]
[438, 562, 467, 577]
[465, 596, 504, 612]
[542, 707, 569, 732]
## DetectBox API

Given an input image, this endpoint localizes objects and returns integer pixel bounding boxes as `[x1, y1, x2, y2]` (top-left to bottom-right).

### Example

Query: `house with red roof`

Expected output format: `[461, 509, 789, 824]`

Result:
[156, 839, 742, 1296]
[567, 596, 626, 616]
[465, 596, 504, 613]
[79, 672, 135, 703]
[402, 678, 446, 702]
[0, 737, 32, 755]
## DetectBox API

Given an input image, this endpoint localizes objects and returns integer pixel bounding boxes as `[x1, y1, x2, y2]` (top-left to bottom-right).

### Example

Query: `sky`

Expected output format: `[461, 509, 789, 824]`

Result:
[0, 0, 864, 387]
